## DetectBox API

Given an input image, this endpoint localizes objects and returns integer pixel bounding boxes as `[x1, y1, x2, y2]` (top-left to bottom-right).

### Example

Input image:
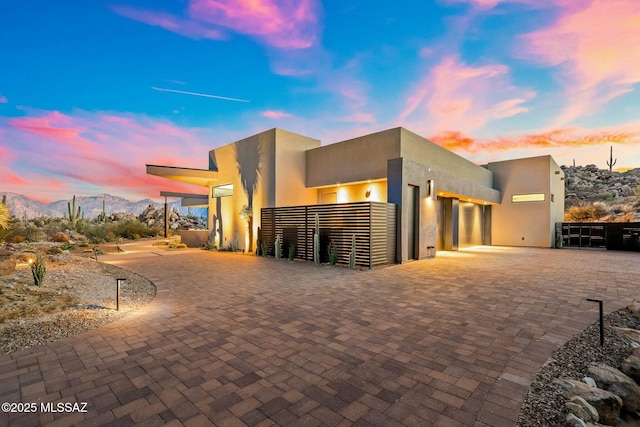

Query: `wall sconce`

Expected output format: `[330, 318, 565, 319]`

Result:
[427, 180, 436, 200]
[365, 188, 371, 198]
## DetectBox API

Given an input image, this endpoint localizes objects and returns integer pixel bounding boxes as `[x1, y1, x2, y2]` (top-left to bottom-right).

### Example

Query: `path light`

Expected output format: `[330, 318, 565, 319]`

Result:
[587, 298, 604, 346]
[116, 278, 126, 311]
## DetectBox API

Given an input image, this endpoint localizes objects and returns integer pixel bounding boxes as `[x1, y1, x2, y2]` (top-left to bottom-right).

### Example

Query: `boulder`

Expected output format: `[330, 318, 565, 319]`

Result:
[627, 300, 640, 318]
[566, 413, 587, 427]
[566, 396, 599, 423]
[613, 327, 640, 348]
[587, 363, 640, 412]
[553, 378, 622, 426]
[621, 354, 640, 384]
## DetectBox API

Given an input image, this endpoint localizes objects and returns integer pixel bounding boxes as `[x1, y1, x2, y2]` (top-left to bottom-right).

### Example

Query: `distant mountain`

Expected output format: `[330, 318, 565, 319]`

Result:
[0, 193, 206, 219]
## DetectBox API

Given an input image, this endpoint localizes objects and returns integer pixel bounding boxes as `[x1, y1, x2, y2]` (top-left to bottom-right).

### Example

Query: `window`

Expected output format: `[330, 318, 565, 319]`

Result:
[511, 193, 545, 203]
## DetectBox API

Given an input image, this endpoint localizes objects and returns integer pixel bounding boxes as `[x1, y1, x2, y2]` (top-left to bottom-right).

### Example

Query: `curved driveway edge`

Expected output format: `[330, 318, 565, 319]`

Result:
[1, 247, 638, 426]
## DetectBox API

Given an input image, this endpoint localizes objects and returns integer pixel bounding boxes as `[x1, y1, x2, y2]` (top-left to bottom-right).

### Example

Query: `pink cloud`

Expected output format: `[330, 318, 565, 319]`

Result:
[520, 0, 640, 125]
[0, 95, 7, 104]
[113, 0, 320, 50]
[3, 110, 215, 201]
[261, 110, 293, 119]
[428, 122, 640, 168]
[399, 55, 535, 134]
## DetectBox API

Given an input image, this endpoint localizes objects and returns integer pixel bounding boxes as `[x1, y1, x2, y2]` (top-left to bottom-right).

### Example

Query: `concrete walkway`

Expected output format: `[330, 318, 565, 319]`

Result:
[1, 247, 639, 426]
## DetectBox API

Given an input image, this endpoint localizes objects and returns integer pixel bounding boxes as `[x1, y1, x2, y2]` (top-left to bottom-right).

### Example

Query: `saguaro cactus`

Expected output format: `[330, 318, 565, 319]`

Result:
[67, 195, 82, 230]
[313, 214, 320, 265]
[607, 146, 617, 172]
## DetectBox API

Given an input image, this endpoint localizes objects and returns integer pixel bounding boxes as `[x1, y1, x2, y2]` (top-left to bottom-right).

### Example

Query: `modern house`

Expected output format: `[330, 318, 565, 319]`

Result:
[147, 127, 565, 266]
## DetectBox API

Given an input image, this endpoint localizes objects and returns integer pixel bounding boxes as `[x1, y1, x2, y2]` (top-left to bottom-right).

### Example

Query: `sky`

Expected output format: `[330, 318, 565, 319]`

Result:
[1, 0, 639, 203]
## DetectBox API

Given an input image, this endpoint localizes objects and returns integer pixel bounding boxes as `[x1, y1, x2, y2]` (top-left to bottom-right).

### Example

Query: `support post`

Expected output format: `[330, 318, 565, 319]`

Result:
[164, 196, 169, 238]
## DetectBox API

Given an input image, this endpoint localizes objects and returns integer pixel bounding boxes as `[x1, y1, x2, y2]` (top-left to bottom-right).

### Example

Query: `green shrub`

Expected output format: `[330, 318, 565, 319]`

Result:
[47, 247, 63, 255]
[328, 240, 338, 265]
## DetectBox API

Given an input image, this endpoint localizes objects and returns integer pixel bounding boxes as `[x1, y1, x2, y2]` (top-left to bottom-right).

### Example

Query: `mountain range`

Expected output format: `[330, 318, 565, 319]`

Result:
[0, 193, 204, 219]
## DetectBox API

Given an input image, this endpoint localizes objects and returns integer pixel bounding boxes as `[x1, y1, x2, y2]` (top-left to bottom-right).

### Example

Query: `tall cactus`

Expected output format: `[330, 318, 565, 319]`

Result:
[98, 200, 106, 222]
[67, 195, 82, 230]
[607, 146, 617, 172]
[313, 213, 319, 265]
[275, 235, 282, 259]
[349, 234, 356, 269]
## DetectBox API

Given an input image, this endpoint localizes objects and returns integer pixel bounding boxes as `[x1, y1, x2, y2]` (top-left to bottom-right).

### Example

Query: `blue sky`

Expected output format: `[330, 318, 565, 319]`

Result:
[1, 0, 639, 202]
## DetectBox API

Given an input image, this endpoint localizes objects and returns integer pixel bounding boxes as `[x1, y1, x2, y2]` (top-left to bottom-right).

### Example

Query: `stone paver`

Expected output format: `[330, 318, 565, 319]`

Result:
[1, 246, 639, 426]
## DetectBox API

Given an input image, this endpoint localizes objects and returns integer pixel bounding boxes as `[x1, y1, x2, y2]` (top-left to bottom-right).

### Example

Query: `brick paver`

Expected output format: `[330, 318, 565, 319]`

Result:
[1, 246, 639, 426]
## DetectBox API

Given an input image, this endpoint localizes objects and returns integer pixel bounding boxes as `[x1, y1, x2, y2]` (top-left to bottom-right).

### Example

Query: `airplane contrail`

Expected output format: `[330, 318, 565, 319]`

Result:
[152, 86, 250, 103]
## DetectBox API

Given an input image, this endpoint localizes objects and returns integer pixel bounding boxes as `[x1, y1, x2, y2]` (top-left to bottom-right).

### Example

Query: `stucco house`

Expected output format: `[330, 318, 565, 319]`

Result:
[147, 127, 565, 266]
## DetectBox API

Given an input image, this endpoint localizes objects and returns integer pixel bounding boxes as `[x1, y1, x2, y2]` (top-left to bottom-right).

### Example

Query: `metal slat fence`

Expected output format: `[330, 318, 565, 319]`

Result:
[260, 202, 397, 267]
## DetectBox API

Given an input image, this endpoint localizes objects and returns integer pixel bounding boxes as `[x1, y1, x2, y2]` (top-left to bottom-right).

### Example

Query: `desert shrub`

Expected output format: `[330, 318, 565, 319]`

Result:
[635, 185, 640, 198]
[47, 247, 63, 255]
[60, 242, 75, 250]
[80, 223, 107, 243]
[594, 192, 614, 202]
[51, 232, 69, 242]
[9, 235, 25, 243]
[565, 203, 608, 222]
[107, 219, 153, 240]
[30, 254, 46, 287]
[176, 243, 187, 249]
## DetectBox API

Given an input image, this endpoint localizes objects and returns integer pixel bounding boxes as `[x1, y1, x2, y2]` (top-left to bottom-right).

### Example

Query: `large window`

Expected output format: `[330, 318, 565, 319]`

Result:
[511, 193, 545, 203]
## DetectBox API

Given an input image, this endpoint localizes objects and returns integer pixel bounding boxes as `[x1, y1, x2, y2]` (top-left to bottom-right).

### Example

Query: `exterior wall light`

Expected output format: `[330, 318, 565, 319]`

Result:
[427, 180, 436, 200]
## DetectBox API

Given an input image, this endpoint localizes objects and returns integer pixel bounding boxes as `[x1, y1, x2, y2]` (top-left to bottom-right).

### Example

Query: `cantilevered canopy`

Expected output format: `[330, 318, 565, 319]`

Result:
[147, 164, 218, 187]
[159, 191, 209, 208]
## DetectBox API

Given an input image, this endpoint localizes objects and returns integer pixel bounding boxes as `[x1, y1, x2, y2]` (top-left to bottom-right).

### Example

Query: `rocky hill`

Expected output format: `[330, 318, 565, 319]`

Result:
[562, 165, 640, 221]
[0, 193, 205, 220]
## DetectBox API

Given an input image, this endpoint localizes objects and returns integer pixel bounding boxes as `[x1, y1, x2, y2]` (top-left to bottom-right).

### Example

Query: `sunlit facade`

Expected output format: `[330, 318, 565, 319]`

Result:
[147, 127, 564, 263]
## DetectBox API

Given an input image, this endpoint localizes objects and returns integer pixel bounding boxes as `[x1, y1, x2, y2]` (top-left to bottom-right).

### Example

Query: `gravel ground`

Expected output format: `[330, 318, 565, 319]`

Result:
[517, 308, 637, 426]
[0, 252, 156, 355]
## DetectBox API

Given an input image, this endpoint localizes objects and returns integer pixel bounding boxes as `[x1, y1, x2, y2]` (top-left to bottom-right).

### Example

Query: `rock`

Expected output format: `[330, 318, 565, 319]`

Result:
[553, 378, 622, 426]
[566, 396, 599, 423]
[566, 413, 587, 427]
[583, 377, 598, 387]
[587, 363, 640, 412]
[0, 254, 16, 276]
[627, 300, 640, 318]
[621, 354, 640, 385]
[613, 327, 640, 348]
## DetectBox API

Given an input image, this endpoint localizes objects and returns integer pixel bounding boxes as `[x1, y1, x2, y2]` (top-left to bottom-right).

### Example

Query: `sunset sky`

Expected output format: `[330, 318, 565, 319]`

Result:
[1, 0, 639, 202]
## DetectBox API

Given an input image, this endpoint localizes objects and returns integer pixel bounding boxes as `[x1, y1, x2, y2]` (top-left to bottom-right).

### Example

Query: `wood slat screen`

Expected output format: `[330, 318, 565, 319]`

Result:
[260, 202, 397, 267]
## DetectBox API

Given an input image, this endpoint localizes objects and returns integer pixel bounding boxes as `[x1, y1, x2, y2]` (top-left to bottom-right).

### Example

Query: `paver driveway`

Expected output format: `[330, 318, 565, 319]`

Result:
[1, 247, 639, 426]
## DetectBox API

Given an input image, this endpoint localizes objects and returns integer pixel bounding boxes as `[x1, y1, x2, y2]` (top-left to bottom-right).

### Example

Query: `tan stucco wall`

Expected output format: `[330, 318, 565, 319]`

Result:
[399, 128, 494, 188]
[207, 128, 320, 250]
[317, 181, 387, 204]
[306, 128, 402, 187]
[274, 129, 320, 206]
[487, 155, 564, 247]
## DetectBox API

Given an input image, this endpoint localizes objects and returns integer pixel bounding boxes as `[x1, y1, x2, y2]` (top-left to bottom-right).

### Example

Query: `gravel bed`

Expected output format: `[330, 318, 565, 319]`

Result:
[0, 254, 156, 355]
[517, 309, 637, 426]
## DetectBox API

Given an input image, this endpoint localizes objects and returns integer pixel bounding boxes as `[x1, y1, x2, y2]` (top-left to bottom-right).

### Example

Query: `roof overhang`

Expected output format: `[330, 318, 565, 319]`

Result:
[147, 165, 218, 187]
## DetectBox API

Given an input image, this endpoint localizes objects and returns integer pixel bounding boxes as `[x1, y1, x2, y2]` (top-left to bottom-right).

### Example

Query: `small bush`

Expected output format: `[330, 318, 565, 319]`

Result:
[51, 232, 69, 242]
[10, 235, 25, 243]
[47, 247, 63, 255]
